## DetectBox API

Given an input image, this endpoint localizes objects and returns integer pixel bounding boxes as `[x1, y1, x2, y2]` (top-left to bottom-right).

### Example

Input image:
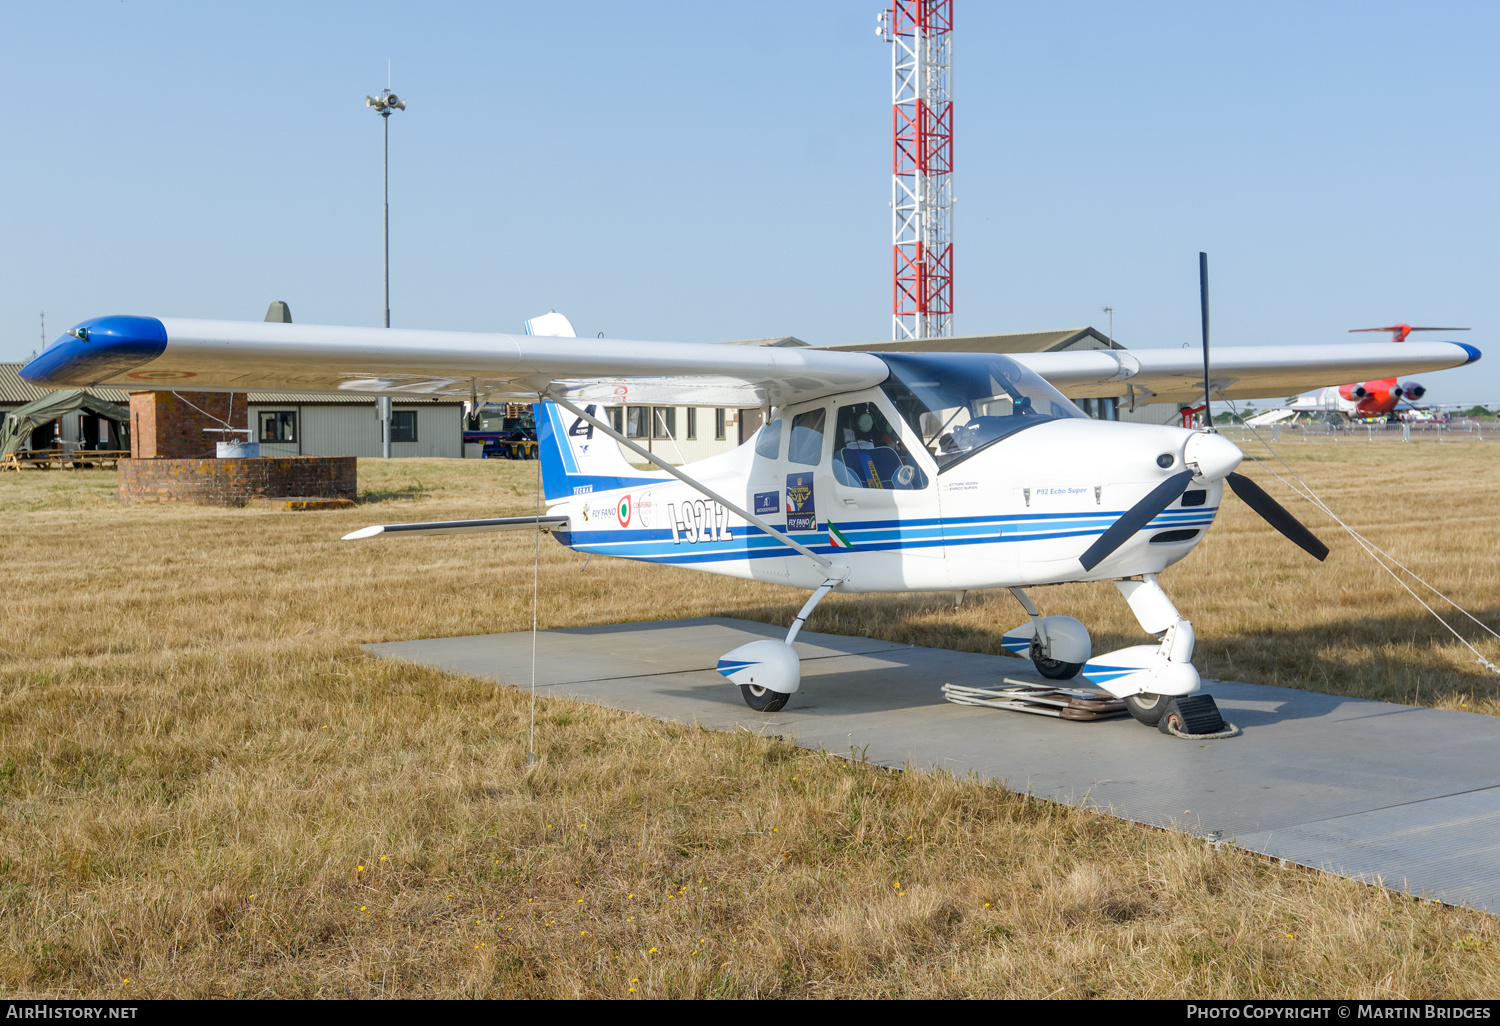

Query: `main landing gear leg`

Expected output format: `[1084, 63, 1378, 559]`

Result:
[1003, 588, 1092, 680]
[718, 565, 848, 712]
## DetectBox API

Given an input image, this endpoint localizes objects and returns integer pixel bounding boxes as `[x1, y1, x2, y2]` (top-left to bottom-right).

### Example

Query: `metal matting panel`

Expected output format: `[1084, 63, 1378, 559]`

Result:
[366, 617, 1500, 910]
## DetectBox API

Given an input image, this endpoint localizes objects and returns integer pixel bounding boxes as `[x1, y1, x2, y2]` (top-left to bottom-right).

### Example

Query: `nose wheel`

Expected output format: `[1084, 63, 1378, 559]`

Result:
[1123, 692, 1165, 725]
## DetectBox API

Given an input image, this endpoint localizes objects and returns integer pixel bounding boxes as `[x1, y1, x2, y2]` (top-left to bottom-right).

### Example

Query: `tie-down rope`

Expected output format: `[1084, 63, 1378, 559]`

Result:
[1221, 398, 1500, 677]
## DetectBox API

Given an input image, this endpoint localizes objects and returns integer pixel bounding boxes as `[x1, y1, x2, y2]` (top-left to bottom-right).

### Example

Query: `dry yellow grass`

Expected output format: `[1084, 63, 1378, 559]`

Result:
[0, 439, 1497, 998]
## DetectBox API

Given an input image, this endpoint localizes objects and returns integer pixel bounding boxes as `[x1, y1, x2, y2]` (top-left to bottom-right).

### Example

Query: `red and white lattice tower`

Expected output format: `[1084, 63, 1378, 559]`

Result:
[880, 1, 953, 340]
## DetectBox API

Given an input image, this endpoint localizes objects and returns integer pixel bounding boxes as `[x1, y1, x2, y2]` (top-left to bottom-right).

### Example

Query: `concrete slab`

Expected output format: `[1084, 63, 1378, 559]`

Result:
[366, 617, 1500, 912]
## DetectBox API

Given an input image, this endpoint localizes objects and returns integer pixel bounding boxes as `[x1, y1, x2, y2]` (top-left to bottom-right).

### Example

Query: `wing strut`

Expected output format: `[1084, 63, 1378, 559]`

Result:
[547, 392, 843, 577]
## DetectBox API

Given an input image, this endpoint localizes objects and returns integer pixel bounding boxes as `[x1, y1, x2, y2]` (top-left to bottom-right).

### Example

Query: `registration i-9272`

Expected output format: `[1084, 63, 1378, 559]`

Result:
[668, 500, 730, 544]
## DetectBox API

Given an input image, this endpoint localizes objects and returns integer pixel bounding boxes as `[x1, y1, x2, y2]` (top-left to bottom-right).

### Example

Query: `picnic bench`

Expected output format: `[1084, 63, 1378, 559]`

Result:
[63, 449, 130, 469]
[2, 448, 131, 471]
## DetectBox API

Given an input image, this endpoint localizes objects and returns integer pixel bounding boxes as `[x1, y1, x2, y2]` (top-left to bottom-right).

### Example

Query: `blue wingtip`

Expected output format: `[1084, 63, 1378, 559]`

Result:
[19, 315, 168, 386]
[1458, 342, 1482, 366]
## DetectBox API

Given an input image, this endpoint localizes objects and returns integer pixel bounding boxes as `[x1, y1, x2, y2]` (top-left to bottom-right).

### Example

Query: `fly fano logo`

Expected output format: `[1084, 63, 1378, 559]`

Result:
[668, 500, 729, 544]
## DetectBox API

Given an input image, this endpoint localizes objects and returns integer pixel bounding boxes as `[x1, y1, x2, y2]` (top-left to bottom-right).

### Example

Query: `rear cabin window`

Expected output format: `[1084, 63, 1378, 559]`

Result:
[832, 402, 929, 490]
[788, 409, 826, 466]
[753, 417, 783, 459]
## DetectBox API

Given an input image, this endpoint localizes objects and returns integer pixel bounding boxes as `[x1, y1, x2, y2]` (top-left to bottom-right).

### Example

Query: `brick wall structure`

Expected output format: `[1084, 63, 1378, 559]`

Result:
[118, 456, 357, 506]
[129, 391, 248, 459]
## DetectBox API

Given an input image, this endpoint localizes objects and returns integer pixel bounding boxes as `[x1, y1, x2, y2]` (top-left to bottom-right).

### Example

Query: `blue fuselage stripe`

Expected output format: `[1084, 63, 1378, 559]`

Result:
[555, 507, 1220, 566]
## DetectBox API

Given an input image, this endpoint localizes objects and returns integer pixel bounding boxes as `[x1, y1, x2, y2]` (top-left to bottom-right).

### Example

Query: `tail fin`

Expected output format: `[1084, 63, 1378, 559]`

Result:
[535, 401, 664, 501]
[525, 311, 577, 337]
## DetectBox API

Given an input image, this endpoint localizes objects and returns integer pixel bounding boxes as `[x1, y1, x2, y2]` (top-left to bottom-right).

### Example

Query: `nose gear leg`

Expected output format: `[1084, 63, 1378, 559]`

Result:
[1081, 574, 1202, 710]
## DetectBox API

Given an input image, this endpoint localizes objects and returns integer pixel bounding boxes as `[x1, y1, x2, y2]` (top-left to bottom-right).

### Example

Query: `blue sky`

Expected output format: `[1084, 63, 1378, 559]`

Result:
[2, 1, 1495, 402]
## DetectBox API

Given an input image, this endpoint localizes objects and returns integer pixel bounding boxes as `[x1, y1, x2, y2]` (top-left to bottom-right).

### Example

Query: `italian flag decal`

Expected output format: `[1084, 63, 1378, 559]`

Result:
[827, 522, 853, 549]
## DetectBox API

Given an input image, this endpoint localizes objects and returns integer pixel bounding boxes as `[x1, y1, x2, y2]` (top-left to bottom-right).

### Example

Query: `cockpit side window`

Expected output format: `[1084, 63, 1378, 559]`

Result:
[753, 417, 783, 459]
[832, 402, 929, 490]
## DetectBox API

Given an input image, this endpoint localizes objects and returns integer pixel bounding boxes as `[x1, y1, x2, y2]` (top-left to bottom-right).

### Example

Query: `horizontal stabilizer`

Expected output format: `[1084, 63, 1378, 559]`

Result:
[343, 515, 570, 540]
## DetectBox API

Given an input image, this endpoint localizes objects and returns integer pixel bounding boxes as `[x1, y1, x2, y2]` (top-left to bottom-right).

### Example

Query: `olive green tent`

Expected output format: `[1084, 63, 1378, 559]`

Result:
[0, 390, 130, 454]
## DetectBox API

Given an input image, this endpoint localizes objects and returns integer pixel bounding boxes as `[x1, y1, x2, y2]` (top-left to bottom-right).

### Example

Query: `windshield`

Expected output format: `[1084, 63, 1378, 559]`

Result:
[877, 352, 1087, 471]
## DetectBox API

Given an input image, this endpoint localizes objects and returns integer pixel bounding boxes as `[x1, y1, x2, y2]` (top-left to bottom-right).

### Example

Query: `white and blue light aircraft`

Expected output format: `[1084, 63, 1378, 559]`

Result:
[22, 312, 1479, 726]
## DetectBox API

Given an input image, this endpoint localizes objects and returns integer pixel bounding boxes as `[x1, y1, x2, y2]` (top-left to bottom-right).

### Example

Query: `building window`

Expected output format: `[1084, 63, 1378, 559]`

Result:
[715, 408, 726, 440]
[609, 407, 624, 434]
[390, 410, 418, 443]
[627, 406, 649, 438]
[651, 407, 676, 439]
[686, 408, 697, 440]
[258, 410, 297, 443]
[1076, 397, 1118, 422]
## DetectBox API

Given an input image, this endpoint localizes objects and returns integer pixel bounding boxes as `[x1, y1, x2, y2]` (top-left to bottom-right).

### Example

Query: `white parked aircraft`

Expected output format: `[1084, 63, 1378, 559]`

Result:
[23, 312, 1479, 729]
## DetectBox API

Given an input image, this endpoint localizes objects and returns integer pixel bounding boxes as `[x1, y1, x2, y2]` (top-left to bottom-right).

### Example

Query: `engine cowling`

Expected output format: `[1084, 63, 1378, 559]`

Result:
[1341, 383, 1370, 401]
[1401, 380, 1426, 401]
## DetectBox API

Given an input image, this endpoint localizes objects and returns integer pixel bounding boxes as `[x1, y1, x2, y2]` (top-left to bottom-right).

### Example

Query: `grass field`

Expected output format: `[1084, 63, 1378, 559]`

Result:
[1, 438, 1498, 998]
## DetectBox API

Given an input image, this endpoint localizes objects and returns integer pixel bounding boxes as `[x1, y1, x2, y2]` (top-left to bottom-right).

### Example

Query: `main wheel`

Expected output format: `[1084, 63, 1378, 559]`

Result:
[1033, 656, 1083, 681]
[1123, 692, 1166, 725]
[740, 682, 790, 712]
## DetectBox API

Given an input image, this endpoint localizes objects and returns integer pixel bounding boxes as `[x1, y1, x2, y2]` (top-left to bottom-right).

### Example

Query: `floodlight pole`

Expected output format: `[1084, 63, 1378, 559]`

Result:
[367, 85, 406, 457]
[383, 109, 390, 331]
[381, 108, 391, 455]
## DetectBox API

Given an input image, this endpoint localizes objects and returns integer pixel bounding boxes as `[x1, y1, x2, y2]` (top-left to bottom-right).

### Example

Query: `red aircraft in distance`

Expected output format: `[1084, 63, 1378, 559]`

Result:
[1335, 326, 1471, 417]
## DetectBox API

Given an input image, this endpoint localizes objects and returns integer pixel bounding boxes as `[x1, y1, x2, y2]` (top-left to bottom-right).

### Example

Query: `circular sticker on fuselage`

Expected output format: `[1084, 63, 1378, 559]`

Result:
[617, 495, 632, 527]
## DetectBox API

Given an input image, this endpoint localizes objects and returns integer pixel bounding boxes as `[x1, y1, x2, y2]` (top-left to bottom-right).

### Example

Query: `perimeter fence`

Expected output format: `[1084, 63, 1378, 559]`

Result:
[1218, 419, 1496, 444]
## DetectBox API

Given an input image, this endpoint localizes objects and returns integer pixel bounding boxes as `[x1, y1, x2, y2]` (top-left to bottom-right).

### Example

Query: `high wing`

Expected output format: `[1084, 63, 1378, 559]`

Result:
[21, 314, 1479, 407]
[1011, 344, 1479, 404]
[21, 315, 889, 408]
